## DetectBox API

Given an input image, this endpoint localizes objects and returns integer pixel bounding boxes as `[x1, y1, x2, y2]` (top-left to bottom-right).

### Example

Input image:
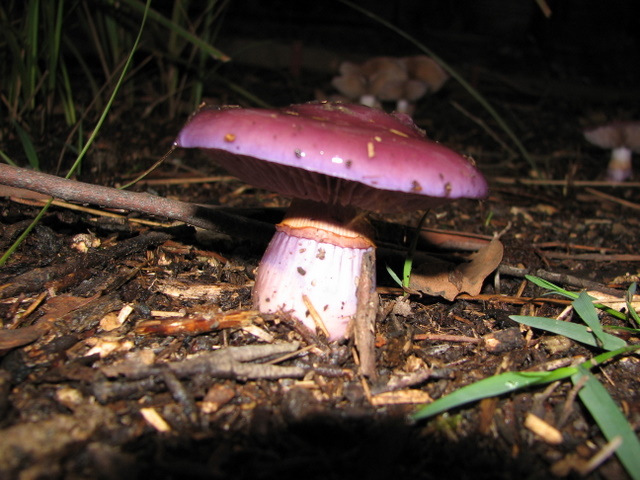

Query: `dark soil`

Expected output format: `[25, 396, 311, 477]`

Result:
[1, 3, 640, 479]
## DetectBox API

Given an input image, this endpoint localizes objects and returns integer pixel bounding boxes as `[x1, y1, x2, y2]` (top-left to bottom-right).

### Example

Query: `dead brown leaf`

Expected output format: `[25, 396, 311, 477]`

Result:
[409, 238, 504, 301]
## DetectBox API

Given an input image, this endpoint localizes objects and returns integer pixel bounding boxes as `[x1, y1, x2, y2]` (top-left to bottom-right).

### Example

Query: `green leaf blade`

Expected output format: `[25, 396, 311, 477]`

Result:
[573, 369, 640, 480]
[510, 315, 627, 351]
[412, 369, 573, 421]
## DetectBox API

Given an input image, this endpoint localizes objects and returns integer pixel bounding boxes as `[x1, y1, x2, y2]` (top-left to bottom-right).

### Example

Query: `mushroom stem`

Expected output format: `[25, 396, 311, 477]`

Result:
[252, 199, 375, 340]
[607, 146, 633, 182]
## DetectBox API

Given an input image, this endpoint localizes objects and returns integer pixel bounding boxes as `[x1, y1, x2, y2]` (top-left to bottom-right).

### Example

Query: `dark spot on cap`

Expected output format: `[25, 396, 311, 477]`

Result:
[411, 180, 422, 192]
[297, 266, 307, 276]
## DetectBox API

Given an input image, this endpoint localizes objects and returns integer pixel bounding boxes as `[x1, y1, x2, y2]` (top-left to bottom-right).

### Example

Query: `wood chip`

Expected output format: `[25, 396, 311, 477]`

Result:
[370, 389, 433, 406]
[524, 413, 563, 445]
[140, 407, 171, 432]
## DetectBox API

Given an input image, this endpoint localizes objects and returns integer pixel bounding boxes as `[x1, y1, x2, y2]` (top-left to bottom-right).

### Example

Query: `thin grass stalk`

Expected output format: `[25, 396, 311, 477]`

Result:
[104, 0, 125, 70]
[164, 0, 186, 117]
[62, 35, 105, 111]
[0, 8, 24, 117]
[81, 0, 110, 79]
[118, 0, 230, 62]
[64, 0, 151, 179]
[44, 1, 64, 113]
[24, 0, 40, 111]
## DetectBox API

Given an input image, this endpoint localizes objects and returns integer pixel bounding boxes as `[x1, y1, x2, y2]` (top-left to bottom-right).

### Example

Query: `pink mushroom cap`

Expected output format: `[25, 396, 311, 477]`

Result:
[175, 102, 488, 213]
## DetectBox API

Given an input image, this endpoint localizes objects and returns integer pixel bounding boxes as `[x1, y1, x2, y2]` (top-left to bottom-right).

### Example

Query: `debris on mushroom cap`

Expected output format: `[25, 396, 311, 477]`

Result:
[583, 121, 640, 151]
[175, 102, 488, 214]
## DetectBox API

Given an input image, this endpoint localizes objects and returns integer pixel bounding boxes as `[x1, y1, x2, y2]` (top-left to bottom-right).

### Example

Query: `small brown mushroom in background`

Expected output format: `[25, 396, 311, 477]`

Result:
[399, 55, 449, 114]
[583, 121, 640, 181]
[331, 56, 408, 110]
[331, 55, 449, 115]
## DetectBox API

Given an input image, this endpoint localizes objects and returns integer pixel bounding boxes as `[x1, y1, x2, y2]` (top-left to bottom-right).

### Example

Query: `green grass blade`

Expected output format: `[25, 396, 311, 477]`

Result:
[525, 274, 578, 299]
[0, 200, 53, 266]
[57, 62, 77, 125]
[0, 150, 19, 167]
[573, 367, 640, 480]
[1, 12, 29, 109]
[510, 315, 627, 351]
[412, 368, 577, 420]
[45, 0, 65, 95]
[412, 346, 639, 421]
[626, 283, 640, 327]
[526, 275, 627, 321]
[119, 0, 230, 62]
[385, 264, 403, 288]
[0, 0, 153, 267]
[12, 122, 39, 169]
[24, 0, 41, 109]
[64, 0, 151, 178]
[403, 211, 429, 288]
[572, 291, 609, 348]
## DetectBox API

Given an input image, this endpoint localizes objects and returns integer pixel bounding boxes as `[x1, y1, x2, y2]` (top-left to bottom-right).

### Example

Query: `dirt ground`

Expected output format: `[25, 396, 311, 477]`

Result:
[2, 5, 640, 480]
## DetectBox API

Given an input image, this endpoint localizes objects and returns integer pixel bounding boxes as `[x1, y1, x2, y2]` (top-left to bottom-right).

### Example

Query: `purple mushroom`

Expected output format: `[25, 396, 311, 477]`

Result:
[175, 102, 488, 340]
[584, 121, 640, 181]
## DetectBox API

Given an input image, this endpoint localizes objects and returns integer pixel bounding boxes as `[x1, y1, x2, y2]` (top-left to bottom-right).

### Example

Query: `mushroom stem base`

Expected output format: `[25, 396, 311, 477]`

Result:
[253, 201, 375, 340]
[607, 147, 633, 182]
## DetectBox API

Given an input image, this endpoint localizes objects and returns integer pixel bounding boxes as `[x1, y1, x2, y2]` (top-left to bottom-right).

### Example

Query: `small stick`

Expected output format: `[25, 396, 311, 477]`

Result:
[494, 177, 640, 188]
[0, 164, 274, 245]
[353, 249, 378, 379]
[584, 187, 640, 211]
[413, 333, 481, 344]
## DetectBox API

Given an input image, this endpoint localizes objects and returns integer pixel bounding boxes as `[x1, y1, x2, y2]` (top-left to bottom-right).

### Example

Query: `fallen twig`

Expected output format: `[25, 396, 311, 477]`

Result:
[135, 310, 260, 336]
[498, 264, 625, 296]
[94, 342, 307, 403]
[100, 342, 305, 381]
[0, 164, 274, 244]
[494, 177, 640, 188]
[583, 187, 640, 211]
[352, 249, 379, 379]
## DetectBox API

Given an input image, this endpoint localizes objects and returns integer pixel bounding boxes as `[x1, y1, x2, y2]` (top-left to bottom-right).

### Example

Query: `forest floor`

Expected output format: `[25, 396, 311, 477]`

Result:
[1, 42, 639, 480]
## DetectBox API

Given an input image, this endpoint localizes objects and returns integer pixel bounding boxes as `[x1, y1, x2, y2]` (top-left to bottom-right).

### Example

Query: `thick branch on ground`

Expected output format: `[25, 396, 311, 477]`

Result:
[0, 164, 273, 244]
